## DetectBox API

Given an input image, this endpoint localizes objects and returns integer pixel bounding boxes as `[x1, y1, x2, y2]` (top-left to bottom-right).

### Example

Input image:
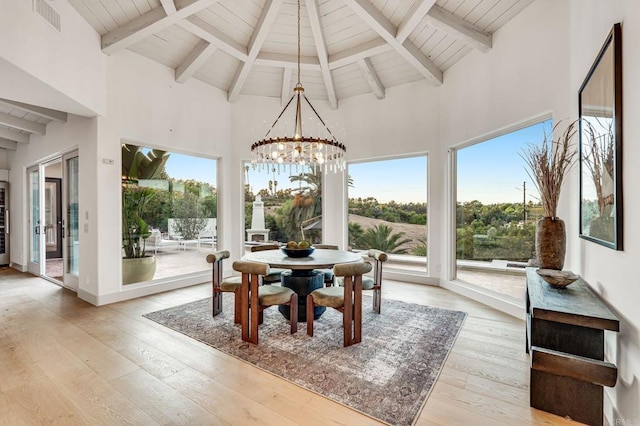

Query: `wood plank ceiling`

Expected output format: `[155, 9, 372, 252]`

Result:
[68, 0, 535, 109]
[0, 0, 534, 148]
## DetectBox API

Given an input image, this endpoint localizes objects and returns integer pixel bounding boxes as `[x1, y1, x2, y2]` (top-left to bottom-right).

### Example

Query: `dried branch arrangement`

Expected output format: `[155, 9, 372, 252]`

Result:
[521, 121, 578, 218]
[582, 119, 615, 216]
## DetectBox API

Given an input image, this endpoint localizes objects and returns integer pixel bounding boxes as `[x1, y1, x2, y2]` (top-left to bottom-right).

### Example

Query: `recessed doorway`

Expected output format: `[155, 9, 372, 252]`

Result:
[27, 151, 79, 290]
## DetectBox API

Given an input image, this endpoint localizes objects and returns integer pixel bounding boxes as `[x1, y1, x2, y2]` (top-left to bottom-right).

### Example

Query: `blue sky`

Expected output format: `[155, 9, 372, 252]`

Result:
[457, 120, 550, 204]
[164, 153, 217, 186]
[161, 119, 550, 205]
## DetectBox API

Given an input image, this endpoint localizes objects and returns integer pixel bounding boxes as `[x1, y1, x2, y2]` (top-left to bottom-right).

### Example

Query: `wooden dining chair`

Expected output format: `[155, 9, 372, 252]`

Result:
[336, 249, 388, 314]
[207, 250, 243, 324]
[233, 260, 298, 344]
[249, 244, 286, 284]
[314, 244, 339, 286]
[306, 261, 372, 347]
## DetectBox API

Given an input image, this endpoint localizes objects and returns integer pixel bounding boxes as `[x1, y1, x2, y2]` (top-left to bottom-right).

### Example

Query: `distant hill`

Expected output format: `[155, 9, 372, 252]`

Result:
[349, 214, 427, 250]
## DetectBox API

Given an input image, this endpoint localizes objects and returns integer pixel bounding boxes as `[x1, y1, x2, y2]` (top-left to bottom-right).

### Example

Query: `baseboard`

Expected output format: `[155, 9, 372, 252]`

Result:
[603, 388, 618, 426]
[78, 288, 98, 305]
[441, 279, 523, 319]
[9, 262, 27, 272]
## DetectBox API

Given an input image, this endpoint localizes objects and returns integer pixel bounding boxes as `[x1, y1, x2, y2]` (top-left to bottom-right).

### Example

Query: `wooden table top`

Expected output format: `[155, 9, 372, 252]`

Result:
[242, 248, 363, 270]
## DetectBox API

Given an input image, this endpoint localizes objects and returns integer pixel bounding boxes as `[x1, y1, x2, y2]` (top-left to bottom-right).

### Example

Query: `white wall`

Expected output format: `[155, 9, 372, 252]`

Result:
[89, 50, 233, 303]
[567, 0, 640, 422]
[0, 0, 106, 116]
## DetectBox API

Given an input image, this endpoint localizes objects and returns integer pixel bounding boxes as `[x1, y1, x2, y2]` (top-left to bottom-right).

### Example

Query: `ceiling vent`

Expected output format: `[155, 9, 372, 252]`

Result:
[33, 0, 61, 32]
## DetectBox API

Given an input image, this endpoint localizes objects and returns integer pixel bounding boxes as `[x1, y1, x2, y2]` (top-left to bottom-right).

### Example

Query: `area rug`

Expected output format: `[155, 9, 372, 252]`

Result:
[143, 294, 466, 425]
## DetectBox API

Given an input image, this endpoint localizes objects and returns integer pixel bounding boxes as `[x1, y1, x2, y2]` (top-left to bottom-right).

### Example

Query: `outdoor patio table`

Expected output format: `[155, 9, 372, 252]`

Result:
[241, 248, 362, 322]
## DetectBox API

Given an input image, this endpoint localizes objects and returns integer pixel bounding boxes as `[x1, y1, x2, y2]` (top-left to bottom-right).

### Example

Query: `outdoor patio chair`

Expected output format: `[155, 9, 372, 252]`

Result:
[336, 249, 388, 314]
[313, 244, 339, 286]
[147, 229, 181, 254]
[306, 261, 372, 347]
[233, 260, 298, 344]
[207, 250, 243, 324]
[250, 244, 286, 284]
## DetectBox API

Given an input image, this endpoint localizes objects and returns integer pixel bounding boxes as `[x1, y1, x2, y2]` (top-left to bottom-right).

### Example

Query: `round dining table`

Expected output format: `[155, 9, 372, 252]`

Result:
[242, 248, 363, 321]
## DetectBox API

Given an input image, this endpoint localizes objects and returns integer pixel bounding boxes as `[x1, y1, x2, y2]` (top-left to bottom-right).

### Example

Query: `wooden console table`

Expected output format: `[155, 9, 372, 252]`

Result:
[525, 268, 619, 425]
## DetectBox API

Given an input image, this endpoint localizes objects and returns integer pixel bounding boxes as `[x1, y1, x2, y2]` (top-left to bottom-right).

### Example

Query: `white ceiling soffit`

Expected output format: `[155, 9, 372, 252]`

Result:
[0, 98, 67, 147]
[68, 0, 534, 105]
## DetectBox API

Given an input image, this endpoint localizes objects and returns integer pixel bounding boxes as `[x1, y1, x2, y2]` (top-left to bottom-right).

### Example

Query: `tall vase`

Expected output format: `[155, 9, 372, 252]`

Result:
[535, 217, 566, 270]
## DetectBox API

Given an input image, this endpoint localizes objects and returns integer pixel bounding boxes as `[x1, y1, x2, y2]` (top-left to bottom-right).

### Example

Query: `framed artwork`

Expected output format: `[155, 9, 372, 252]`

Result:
[579, 23, 623, 250]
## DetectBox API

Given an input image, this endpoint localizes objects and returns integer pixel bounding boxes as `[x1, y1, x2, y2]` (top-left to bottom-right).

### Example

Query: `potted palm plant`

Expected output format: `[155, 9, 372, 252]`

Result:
[521, 121, 577, 270]
[121, 144, 169, 284]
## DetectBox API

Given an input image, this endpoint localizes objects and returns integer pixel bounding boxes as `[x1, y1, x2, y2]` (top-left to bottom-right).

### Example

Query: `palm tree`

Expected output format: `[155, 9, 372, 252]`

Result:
[284, 170, 322, 241]
[348, 222, 364, 248]
[357, 224, 412, 254]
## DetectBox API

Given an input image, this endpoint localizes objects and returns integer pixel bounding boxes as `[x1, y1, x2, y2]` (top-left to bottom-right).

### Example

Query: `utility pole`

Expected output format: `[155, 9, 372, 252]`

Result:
[523, 181, 526, 222]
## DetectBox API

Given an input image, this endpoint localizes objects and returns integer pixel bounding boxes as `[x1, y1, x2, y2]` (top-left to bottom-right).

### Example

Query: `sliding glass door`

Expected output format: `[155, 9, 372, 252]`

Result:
[63, 151, 79, 289]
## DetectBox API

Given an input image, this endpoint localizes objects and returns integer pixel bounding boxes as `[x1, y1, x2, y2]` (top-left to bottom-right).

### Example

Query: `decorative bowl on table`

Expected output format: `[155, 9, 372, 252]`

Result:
[281, 247, 315, 258]
[536, 269, 579, 288]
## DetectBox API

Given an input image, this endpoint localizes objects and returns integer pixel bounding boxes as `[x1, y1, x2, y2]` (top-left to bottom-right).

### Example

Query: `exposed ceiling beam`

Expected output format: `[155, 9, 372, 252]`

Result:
[178, 17, 247, 61]
[0, 138, 18, 151]
[102, 0, 221, 55]
[228, 0, 284, 103]
[0, 112, 46, 135]
[396, 0, 437, 43]
[0, 127, 29, 144]
[358, 58, 385, 99]
[342, 0, 442, 85]
[0, 98, 67, 122]
[255, 52, 321, 71]
[281, 67, 292, 106]
[305, 0, 337, 109]
[328, 38, 391, 70]
[175, 40, 217, 83]
[159, 0, 177, 15]
[425, 5, 492, 53]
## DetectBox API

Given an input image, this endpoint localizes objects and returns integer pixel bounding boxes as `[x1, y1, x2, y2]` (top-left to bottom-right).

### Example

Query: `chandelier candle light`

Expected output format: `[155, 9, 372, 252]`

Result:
[250, 0, 346, 174]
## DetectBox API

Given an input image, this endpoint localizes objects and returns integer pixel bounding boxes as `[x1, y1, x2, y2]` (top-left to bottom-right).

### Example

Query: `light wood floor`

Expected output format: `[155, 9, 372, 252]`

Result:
[0, 268, 581, 425]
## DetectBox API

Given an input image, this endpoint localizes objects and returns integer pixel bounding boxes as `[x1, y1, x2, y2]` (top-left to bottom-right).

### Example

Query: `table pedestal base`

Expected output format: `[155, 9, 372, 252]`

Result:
[279, 270, 325, 322]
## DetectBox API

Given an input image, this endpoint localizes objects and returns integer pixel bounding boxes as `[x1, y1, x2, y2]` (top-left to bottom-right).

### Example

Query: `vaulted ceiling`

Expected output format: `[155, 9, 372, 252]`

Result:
[0, 0, 534, 148]
[70, 0, 534, 108]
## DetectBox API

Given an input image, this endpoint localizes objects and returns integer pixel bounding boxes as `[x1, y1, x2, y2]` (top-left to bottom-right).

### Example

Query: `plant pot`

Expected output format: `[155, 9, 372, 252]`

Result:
[122, 256, 156, 285]
[535, 217, 566, 270]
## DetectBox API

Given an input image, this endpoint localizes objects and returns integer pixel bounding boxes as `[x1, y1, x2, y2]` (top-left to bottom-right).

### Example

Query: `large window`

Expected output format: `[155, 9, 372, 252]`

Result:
[348, 156, 427, 273]
[121, 144, 217, 284]
[455, 120, 550, 300]
[243, 164, 323, 249]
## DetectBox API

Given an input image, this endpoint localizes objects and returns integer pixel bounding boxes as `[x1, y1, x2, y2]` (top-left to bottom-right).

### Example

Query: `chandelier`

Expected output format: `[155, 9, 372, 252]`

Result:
[250, 0, 346, 173]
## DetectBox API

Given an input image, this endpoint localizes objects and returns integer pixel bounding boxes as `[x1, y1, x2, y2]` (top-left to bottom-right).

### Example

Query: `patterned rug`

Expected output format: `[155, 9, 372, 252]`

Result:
[143, 294, 466, 425]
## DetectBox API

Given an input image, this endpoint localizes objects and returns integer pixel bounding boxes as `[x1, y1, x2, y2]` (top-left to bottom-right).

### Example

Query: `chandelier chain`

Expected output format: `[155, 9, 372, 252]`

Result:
[297, 0, 301, 87]
[249, 0, 346, 173]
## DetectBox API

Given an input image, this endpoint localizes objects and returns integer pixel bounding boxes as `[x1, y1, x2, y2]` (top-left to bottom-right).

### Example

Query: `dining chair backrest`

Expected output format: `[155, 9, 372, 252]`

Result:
[232, 260, 297, 344]
[248, 243, 285, 284]
[314, 244, 339, 250]
[307, 261, 372, 347]
[367, 249, 387, 314]
[250, 244, 281, 252]
[206, 250, 231, 317]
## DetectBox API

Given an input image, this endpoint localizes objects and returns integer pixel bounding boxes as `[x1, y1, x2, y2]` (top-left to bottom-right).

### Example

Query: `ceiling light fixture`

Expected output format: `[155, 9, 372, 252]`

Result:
[250, 0, 346, 173]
